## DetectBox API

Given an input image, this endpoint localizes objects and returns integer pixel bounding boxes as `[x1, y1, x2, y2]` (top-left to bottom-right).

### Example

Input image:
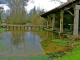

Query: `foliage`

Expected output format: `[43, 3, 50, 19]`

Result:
[5, 1, 46, 25]
[0, 13, 1, 24]
[51, 39, 69, 46]
[46, 51, 65, 59]
[29, 7, 46, 26]
[6, 0, 27, 24]
[51, 0, 64, 4]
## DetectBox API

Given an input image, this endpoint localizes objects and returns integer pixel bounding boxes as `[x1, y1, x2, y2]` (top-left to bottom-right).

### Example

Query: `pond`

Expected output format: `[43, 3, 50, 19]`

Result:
[0, 28, 69, 57]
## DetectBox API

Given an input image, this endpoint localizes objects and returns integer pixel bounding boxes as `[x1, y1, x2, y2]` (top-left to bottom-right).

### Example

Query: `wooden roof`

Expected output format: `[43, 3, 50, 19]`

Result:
[40, 0, 76, 17]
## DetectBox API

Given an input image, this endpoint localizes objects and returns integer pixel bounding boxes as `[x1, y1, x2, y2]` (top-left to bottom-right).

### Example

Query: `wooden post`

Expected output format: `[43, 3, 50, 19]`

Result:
[52, 14, 55, 30]
[50, 16, 52, 28]
[60, 10, 64, 33]
[73, 5, 79, 37]
[47, 15, 49, 28]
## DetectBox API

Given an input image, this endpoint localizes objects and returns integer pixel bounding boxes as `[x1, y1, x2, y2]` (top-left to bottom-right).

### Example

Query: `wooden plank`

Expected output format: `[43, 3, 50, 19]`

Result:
[67, 10, 74, 17]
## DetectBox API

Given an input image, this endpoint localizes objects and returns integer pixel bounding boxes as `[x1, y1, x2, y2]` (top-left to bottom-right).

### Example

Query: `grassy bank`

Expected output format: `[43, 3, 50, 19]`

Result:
[0, 55, 50, 60]
[58, 41, 80, 60]
[51, 39, 69, 46]
[0, 28, 6, 32]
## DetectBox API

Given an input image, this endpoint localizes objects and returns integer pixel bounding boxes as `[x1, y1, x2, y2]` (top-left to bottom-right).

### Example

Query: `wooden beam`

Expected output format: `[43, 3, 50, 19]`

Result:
[66, 10, 74, 17]
[76, 5, 80, 9]
[49, 14, 54, 17]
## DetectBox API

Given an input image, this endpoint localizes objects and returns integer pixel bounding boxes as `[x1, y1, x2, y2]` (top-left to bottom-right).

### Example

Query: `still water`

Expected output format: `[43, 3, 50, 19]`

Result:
[0, 30, 46, 57]
[0, 26, 61, 57]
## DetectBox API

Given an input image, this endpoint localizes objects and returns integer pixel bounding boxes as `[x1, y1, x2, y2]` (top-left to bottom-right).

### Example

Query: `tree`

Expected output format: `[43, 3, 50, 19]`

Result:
[6, 0, 28, 24]
[0, 7, 3, 24]
[29, 6, 46, 26]
[50, 0, 65, 4]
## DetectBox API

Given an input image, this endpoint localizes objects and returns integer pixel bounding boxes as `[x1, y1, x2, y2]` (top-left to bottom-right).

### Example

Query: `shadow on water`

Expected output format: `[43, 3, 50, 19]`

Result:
[0, 30, 45, 57]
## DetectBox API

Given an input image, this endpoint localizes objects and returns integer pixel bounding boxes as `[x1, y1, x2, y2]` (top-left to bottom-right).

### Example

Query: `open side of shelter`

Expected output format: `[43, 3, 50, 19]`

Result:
[40, 0, 80, 39]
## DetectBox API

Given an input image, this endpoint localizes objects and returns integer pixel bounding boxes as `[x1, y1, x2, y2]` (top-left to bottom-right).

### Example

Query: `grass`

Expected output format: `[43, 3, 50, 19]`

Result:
[0, 39, 2, 42]
[51, 39, 69, 46]
[0, 28, 6, 32]
[0, 44, 7, 51]
[43, 42, 49, 47]
[0, 55, 50, 60]
[58, 44, 80, 60]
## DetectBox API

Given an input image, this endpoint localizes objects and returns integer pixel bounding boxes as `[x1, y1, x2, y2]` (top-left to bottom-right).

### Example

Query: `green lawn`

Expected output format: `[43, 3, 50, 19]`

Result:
[58, 45, 80, 60]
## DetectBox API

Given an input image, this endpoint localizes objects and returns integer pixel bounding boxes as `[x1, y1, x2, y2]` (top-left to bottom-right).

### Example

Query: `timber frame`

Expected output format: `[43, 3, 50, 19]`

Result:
[40, 0, 80, 38]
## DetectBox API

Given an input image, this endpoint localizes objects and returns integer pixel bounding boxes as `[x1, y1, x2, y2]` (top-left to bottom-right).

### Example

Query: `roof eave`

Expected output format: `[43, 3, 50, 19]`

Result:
[40, 0, 76, 17]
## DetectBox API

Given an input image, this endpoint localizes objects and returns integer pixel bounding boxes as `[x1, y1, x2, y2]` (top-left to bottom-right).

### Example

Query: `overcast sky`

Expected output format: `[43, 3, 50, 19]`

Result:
[25, 0, 67, 12]
[0, 0, 67, 12]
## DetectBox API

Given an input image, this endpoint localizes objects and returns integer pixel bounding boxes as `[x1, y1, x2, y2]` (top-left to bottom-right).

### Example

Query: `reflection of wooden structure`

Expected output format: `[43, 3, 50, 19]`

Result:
[6, 25, 46, 31]
[40, 0, 80, 38]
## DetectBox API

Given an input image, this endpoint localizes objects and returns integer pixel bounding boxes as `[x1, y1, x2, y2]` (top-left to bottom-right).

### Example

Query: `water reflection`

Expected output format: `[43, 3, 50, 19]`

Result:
[24, 31, 44, 55]
[1, 31, 45, 56]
